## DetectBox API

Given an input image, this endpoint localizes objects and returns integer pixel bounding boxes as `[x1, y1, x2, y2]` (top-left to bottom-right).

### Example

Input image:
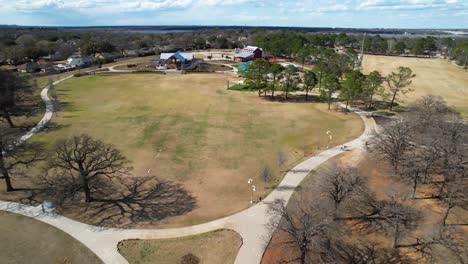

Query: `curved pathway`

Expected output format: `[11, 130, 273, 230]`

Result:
[0, 74, 377, 264]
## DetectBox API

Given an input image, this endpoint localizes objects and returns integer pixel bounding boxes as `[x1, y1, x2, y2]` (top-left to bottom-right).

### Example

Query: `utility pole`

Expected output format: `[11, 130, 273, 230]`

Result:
[356, 33, 366, 69]
[360, 33, 366, 63]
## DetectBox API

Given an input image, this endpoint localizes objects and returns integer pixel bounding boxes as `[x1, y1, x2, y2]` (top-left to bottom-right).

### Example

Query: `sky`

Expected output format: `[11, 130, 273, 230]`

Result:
[0, 0, 466, 29]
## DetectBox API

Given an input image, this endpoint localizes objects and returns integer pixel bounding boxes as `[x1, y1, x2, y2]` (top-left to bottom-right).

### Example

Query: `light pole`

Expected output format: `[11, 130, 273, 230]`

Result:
[326, 130, 332, 149]
[248, 178, 256, 204]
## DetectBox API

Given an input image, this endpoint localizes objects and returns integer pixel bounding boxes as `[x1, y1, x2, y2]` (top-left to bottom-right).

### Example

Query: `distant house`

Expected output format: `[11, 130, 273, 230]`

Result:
[124, 50, 139, 57]
[234, 46, 263, 62]
[39, 62, 59, 74]
[67, 56, 95, 67]
[123, 49, 155, 58]
[17, 62, 40, 73]
[37, 56, 53, 63]
[95, 52, 123, 62]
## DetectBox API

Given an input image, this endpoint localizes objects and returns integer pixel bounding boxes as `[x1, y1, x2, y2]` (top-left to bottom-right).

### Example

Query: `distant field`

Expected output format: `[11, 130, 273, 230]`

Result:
[363, 55, 468, 116]
[0, 211, 102, 264]
[21, 73, 363, 227]
[119, 229, 241, 264]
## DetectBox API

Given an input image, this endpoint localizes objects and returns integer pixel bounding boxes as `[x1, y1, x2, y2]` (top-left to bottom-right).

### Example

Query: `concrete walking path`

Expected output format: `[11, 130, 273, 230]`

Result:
[0, 74, 377, 264]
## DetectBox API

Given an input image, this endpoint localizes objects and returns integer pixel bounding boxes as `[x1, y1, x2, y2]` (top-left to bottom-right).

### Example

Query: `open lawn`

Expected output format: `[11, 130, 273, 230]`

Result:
[1, 56, 161, 136]
[9, 73, 363, 228]
[363, 55, 468, 116]
[0, 211, 102, 264]
[118, 229, 242, 264]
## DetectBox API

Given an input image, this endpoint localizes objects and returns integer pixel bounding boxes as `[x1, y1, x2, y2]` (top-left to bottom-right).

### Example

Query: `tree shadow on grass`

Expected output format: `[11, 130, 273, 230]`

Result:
[37, 175, 197, 228]
[260, 94, 322, 104]
[40, 121, 71, 133]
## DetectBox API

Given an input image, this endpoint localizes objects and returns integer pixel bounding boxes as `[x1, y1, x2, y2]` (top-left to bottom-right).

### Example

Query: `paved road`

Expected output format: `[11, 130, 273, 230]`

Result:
[0, 74, 377, 264]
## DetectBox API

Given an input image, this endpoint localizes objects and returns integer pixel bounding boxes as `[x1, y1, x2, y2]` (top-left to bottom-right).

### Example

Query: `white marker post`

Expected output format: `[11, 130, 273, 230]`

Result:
[251, 185, 256, 204]
[326, 130, 332, 149]
[247, 178, 255, 203]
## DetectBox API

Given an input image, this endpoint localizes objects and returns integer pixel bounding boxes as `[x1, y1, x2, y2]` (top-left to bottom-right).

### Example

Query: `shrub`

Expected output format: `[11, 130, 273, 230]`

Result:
[227, 84, 253, 91]
[179, 253, 200, 264]
[73, 73, 87, 77]
[261, 165, 272, 182]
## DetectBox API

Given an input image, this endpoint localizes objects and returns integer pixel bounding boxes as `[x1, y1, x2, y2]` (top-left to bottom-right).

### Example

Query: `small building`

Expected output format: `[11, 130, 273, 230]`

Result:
[158, 51, 194, 70]
[17, 62, 40, 73]
[37, 56, 53, 63]
[39, 62, 59, 74]
[95, 52, 123, 62]
[67, 56, 95, 67]
[234, 46, 263, 62]
[124, 50, 139, 57]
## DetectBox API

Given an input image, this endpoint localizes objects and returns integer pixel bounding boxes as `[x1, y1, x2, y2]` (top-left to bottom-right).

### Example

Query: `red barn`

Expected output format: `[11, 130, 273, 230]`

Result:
[234, 46, 263, 62]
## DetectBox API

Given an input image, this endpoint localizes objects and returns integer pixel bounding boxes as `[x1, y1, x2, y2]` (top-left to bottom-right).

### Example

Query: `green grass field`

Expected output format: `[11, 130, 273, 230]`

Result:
[118, 230, 241, 264]
[22, 73, 363, 227]
[363, 55, 468, 116]
[0, 211, 102, 264]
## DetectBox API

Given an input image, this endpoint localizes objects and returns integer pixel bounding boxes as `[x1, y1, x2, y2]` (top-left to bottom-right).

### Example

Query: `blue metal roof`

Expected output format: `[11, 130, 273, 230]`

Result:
[239, 61, 253, 71]
[160, 51, 193, 61]
[236, 51, 254, 58]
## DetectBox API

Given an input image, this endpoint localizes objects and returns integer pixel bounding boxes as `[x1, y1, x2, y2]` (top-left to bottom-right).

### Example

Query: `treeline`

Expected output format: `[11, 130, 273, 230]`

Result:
[1, 27, 467, 66]
[254, 30, 468, 61]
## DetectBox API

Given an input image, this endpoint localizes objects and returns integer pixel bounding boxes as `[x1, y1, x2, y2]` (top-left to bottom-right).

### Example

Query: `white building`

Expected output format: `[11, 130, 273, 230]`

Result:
[66, 56, 95, 67]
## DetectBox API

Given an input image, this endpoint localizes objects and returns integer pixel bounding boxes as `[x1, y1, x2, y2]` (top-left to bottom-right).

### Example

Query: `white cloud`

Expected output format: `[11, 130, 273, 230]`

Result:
[358, 0, 464, 10]
[6, 0, 195, 12]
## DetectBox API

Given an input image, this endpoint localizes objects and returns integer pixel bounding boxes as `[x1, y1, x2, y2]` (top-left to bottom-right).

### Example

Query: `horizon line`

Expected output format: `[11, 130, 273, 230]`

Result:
[1, 24, 467, 31]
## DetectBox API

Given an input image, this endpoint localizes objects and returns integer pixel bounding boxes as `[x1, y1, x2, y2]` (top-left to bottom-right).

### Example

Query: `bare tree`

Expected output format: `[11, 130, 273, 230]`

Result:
[325, 239, 404, 264]
[0, 135, 43, 192]
[337, 189, 421, 248]
[267, 198, 334, 264]
[386, 66, 415, 111]
[48, 134, 129, 203]
[409, 95, 455, 132]
[319, 165, 366, 218]
[398, 144, 441, 198]
[368, 120, 412, 174]
[397, 225, 467, 263]
[439, 176, 468, 226]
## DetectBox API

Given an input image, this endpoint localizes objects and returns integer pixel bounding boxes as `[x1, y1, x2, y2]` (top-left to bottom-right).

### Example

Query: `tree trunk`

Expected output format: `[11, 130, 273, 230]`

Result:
[412, 177, 418, 199]
[79, 171, 93, 203]
[328, 93, 332, 110]
[300, 250, 307, 264]
[305, 89, 309, 101]
[390, 90, 398, 111]
[442, 206, 451, 226]
[83, 179, 92, 203]
[0, 154, 14, 192]
[272, 90, 275, 99]
[392, 221, 400, 248]
[2, 109, 14, 128]
[345, 100, 349, 114]
[300, 237, 307, 264]
[368, 94, 374, 109]
[318, 72, 322, 89]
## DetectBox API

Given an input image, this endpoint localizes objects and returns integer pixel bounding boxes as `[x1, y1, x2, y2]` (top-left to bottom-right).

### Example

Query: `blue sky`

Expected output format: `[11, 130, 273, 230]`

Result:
[0, 0, 466, 28]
